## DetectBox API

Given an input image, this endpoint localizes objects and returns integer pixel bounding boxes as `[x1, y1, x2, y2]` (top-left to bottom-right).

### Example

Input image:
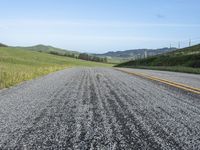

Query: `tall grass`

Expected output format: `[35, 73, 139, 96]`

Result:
[0, 64, 66, 88]
[0, 47, 112, 89]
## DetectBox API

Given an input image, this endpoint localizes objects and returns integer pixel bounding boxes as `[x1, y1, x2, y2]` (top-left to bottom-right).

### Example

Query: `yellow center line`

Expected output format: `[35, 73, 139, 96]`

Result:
[115, 68, 200, 95]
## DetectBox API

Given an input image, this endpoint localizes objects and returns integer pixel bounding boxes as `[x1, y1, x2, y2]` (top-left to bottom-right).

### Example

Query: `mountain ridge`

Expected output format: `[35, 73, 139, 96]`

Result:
[95, 47, 177, 58]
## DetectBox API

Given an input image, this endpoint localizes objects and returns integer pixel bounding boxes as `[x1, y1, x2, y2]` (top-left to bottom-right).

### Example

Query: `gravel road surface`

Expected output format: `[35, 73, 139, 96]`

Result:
[118, 68, 200, 88]
[0, 68, 200, 149]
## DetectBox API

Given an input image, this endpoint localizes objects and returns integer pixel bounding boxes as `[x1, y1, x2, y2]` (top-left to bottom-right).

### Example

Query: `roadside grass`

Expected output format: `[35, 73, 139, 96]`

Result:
[0, 47, 112, 89]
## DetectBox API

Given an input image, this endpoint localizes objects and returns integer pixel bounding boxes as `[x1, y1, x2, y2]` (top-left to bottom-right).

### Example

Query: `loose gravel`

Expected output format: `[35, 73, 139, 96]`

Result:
[0, 68, 199, 149]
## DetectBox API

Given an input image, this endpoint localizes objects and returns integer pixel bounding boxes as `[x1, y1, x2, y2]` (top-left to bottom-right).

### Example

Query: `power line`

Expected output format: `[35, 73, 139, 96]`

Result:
[167, 37, 200, 49]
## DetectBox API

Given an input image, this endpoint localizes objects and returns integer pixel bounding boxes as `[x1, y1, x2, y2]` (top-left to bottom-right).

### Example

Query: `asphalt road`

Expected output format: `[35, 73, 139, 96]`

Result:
[117, 68, 200, 89]
[0, 68, 200, 149]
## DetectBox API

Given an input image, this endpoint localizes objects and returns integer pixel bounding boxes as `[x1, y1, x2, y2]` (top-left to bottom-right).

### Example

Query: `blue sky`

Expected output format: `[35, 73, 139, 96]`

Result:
[0, 0, 200, 53]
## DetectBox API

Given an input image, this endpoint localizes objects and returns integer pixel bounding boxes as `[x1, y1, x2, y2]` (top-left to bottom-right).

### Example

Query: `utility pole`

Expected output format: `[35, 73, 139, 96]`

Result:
[144, 50, 148, 58]
[189, 39, 191, 47]
[178, 42, 180, 49]
[170, 43, 171, 49]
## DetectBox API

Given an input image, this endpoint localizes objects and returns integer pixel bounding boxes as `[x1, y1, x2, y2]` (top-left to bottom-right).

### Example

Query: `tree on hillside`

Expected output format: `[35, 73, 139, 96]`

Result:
[78, 53, 107, 63]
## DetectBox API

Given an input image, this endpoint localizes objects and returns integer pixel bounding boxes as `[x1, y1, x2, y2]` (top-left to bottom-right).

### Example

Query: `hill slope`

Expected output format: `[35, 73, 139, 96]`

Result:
[0, 43, 8, 47]
[116, 44, 200, 74]
[17, 44, 79, 55]
[0, 47, 112, 89]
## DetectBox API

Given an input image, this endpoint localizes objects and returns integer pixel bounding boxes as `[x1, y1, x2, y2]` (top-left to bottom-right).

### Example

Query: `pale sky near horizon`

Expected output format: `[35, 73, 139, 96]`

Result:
[0, 0, 200, 53]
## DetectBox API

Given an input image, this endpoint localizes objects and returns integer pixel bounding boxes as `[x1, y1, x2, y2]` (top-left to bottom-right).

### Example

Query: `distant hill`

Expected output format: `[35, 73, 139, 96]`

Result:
[96, 47, 177, 59]
[16, 44, 79, 56]
[116, 44, 200, 74]
[14, 44, 109, 63]
[0, 43, 8, 47]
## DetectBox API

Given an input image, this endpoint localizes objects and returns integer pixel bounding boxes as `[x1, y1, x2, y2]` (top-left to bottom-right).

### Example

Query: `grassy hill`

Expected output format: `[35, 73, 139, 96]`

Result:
[16, 44, 79, 56]
[116, 44, 200, 74]
[0, 47, 112, 89]
[0, 43, 8, 47]
[17, 45, 108, 63]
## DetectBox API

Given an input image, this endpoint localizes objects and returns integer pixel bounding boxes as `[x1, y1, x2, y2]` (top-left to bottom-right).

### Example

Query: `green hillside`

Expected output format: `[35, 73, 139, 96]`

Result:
[0, 43, 8, 47]
[16, 44, 79, 56]
[17, 45, 108, 63]
[0, 47, 112, 89]
[116, 44, 200, 74]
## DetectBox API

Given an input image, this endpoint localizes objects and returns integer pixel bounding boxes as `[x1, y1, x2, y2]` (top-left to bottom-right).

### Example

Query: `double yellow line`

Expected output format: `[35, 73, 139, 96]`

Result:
[115, 68, 200, 95]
